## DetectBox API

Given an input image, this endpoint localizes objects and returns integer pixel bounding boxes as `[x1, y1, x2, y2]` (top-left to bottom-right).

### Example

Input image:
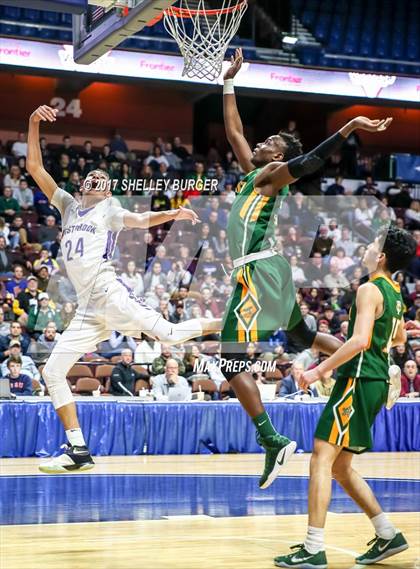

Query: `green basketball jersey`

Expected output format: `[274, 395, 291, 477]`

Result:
[338, 276, 404, 381]
[226, 169, 289, 260]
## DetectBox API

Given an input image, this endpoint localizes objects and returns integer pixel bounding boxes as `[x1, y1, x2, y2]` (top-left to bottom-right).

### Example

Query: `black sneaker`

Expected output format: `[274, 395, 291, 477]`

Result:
[39, 444, 95, 474]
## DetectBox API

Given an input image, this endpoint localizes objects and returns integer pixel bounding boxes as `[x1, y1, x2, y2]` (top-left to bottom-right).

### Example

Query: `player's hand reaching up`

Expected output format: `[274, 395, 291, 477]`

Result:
[351, 116, 393, 133]
[30, 105, 58, 123]
[224, 48, 243, 80]
[174, 206, 201, 225]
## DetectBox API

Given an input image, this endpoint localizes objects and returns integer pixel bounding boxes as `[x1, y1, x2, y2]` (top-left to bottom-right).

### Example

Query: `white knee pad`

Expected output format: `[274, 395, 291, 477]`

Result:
[42, 361, 74, 410]
[151, 317, 203, 346]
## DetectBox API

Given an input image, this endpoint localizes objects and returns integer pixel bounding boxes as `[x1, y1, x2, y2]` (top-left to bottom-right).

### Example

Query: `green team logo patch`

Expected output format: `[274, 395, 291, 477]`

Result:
[234, 291, 261, 340]
[332, 378, 356, 445]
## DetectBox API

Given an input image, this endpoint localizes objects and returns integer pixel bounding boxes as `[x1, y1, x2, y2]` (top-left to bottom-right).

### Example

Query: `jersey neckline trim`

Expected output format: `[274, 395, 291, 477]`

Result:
[78, 205, 95, 217]
[369, 275, 401, 293]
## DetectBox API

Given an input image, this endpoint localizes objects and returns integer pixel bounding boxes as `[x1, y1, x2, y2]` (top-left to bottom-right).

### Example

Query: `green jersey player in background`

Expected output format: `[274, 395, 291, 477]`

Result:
[274, 225, 416, 568]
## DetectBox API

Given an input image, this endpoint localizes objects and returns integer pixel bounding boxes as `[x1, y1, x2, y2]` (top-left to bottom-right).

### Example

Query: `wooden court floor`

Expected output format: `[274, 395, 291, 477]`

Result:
[1, 453, 419, 569]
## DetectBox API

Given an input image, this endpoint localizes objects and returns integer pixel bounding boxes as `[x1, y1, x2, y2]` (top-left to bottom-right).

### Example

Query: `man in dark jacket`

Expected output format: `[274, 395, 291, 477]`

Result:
[279, 361, 318, 399]
[110, 349, 149, 396]
[0, 321, 30, 357]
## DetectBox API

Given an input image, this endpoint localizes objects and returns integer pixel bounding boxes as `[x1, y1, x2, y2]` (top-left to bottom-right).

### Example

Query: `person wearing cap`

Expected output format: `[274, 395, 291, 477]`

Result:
[16, 275, 41, 315]
[318, 319, 331, 334]
[5, 356, 32, 396]
[1, 340, 40, 381]
[0, 321, 30, 357]
[110, 348, 149, 396]
[27, 292, 62, 335]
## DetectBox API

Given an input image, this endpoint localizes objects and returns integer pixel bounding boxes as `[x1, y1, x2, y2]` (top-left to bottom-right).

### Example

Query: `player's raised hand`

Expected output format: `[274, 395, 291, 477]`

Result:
[175, 206, 201, 225]
[30, 105, 58, 123]
[352, 116, 393, 133]
[224, 48, 243, 80]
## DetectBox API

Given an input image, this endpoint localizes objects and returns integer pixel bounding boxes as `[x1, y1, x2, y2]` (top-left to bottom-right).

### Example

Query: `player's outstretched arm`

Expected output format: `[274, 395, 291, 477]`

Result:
[123, 206, 200, 229]
[255, 116, 393, 195]
[223, 48, 254, 174]
[27, 105, 59, 202]
[299, 283, 382, 388]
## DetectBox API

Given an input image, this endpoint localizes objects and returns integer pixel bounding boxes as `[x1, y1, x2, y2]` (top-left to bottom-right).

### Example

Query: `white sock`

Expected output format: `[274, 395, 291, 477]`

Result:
[304, 526, 325, 554]
[371, 513, 397, 539]
[66, 428, 86, 447]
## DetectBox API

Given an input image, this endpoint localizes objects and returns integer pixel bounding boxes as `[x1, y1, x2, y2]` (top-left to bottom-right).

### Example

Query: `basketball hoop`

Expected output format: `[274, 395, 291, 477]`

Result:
[149, 0, 248, 81]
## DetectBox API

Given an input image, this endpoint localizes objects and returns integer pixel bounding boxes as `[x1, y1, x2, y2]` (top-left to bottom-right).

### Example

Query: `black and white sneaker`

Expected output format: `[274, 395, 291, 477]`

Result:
[39, 444, 95, 474]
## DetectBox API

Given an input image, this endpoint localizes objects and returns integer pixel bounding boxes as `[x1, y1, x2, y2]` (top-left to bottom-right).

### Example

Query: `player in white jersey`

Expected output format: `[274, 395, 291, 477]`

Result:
[27, 105, 221, 473]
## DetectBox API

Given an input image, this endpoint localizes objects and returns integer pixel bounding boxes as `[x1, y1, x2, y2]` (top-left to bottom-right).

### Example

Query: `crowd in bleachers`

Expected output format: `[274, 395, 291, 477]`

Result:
[0, 125, 419, 401]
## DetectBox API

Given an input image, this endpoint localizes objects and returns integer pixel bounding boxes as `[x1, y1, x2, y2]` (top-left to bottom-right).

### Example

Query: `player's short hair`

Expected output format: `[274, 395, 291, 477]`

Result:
[87, 168, 110, 181]
[278, 131, 303, 162]
[379, 225, 417, 273]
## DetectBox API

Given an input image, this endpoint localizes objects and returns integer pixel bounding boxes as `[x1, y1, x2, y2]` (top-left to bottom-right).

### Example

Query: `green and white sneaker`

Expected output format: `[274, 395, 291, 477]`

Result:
[257, 433, 297, 489]
[274, 544, 327, 568]
[355, 532, 408, 565]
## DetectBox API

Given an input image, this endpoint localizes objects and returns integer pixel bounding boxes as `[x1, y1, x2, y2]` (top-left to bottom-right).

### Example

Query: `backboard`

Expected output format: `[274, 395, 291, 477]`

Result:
[73, 0, 176, 65]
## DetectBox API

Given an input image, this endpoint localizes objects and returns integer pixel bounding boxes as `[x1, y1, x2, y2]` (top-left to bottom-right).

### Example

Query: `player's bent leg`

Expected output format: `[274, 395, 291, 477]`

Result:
[222, 350, 296, 490]
[38, 324, 106, 474]
[331, 452, 409, 564]
[312, 332, 343, 356]
[286, 309, 343, 356]
[148, 316, 221, 346]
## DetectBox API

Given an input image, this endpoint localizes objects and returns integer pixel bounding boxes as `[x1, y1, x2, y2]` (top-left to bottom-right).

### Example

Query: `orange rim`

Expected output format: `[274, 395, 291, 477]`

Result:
[147, 0, 247, 26]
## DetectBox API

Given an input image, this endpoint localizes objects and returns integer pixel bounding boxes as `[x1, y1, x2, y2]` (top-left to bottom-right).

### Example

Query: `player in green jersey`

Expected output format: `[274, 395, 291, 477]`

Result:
[222, 48, 393, 490]
[274, 226, 417, 568]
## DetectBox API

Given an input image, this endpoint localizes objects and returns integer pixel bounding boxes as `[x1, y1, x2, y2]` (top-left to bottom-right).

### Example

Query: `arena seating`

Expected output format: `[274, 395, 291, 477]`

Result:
[1, 2, 418, 73]
[290, 0, 420, 74]
[0, 5, 258, 60]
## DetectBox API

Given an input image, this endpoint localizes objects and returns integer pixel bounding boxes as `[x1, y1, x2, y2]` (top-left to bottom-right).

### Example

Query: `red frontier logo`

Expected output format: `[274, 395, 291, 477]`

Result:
[270, 72, 302, 84]
[0, 44, 31, 57]
[139, 59, 175, 72]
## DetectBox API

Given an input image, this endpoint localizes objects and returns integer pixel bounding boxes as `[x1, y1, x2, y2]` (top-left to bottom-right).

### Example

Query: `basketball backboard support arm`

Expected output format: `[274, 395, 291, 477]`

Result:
[73, 0, 176, 65]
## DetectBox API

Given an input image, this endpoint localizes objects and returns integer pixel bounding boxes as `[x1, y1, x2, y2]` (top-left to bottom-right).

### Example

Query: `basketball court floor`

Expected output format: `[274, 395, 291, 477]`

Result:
[0, 453, 418, 569]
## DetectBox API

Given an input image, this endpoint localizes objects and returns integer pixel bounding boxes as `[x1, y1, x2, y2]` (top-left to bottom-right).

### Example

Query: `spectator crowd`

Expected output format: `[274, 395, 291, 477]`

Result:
[0, 126, 419, 400]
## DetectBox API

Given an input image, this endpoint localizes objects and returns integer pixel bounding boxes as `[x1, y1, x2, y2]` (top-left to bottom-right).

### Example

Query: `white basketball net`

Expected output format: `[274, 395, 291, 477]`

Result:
[163, 0, 248, 81]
